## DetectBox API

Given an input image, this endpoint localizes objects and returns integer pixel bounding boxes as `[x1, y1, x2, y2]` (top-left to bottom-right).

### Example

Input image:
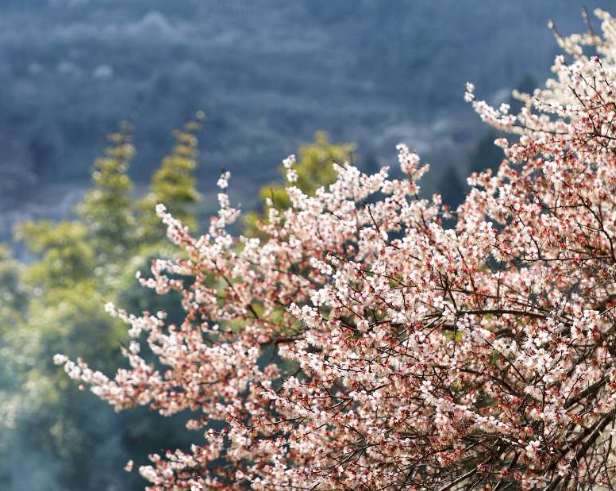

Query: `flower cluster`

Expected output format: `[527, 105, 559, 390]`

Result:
[57, 9, 616, 490]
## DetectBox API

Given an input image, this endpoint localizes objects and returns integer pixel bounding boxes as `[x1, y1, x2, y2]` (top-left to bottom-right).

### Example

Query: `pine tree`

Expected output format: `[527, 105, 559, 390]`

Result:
[244, 130, 355, 236]
[77, 121, 136, 259]
[137, 114, 203, 243]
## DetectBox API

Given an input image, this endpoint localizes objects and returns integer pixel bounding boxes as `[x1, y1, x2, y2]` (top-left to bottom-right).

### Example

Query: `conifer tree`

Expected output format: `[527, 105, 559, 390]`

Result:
[77, 121, 136, 258]
[137, 114, 203, 243]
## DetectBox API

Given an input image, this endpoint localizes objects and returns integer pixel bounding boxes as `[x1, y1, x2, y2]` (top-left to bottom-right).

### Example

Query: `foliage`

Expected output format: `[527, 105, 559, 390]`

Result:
[14, 221, 95, 289]
[77, 121, 136, 258]
[60, 9, 616, 490]
[0, 118, 203, 491]
[137, 114, 204, 242]
[0, 246, 27, 330]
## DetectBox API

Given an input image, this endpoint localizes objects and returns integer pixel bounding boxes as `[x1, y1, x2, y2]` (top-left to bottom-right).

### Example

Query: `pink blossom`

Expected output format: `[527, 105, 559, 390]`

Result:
[54, 9, 616, 490]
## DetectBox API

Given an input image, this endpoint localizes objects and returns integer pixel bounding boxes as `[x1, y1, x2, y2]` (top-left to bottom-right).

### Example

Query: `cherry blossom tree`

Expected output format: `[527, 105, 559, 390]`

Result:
[56, 9, 616, 490]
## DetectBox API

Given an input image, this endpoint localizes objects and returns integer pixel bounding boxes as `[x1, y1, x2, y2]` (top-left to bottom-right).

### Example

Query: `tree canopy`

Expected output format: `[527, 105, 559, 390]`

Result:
[57, 9, 616, 490]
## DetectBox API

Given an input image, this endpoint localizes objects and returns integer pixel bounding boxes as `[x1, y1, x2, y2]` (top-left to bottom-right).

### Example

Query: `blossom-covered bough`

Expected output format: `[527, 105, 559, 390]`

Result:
[56, 9, 616, 491]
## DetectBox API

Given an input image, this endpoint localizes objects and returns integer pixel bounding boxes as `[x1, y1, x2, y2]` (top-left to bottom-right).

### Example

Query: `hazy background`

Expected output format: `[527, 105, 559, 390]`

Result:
[1, 0, 613, 241]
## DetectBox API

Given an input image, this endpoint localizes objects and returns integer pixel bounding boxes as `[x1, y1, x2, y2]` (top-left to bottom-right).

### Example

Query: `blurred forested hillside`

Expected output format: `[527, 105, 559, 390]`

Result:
[0, 0, 613, 238]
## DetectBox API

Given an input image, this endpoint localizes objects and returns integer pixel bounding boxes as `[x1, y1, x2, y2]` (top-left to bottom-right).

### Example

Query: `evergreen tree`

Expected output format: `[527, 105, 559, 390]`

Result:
[137, 114, 203, 242]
